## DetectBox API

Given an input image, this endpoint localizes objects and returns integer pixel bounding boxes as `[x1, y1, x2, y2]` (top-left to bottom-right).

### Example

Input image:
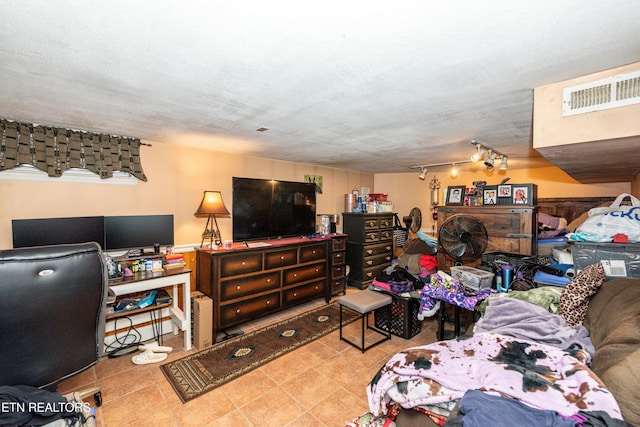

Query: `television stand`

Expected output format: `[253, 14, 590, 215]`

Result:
[196, 236, 331, 341]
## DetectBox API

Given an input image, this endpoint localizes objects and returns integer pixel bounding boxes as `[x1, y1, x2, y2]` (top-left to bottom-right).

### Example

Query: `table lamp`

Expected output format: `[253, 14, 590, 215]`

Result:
[195, 190, 230, 248]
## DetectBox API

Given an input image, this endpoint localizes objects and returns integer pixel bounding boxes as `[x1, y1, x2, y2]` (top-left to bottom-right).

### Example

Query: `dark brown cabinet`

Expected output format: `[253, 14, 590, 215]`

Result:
[328, 234, 348, 296]
[343, 213, 394, 289]
[436, 205, 538, 271]
[196, 238, 330, 340]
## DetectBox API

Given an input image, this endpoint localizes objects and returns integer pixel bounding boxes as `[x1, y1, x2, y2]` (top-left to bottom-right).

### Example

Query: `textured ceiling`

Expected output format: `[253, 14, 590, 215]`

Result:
[1, 1, 639, 174]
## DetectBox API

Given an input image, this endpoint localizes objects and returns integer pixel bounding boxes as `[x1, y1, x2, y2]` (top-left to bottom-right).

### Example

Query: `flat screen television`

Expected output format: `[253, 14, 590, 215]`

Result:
[232, 177, 317, 242]
[104, 215, 174, 251]
[12, 216, 105, 249]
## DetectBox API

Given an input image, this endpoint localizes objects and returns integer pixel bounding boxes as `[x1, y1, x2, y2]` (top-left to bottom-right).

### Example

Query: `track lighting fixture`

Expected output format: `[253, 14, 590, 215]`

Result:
[418, 166, 427, 180]
[469, 141, 508, 172]
[411, 160, 471, 179]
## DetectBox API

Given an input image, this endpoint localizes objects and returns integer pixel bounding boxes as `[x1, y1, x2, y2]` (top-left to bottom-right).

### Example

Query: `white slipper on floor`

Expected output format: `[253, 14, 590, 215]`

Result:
[138, 341, 173, 353]
[132, 349, 168, 365]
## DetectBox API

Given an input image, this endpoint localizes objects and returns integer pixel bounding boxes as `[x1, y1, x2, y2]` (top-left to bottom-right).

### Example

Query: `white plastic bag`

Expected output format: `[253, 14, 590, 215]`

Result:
[575, 193, 640, 242]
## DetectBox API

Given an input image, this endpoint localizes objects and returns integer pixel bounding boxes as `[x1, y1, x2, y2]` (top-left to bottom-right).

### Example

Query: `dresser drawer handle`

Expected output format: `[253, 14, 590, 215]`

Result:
[385, 256, 391, 261]
[236, 285, 241, 290]
[366, 250, 373, 255]
[314, 285, 319, 290]
[293, 292, 297, 297]
[315, 268, 319, 272]
[365, 272, 373, 278]
[336, 253, 342, 258]
[241, 261, 246, 266]
[236, 308, 241, 314]
[280, 255, 285, 260]
[385, 246, 391, 251]
[266, 300, 271, 305]
[312, 250, 317, 254]
[366, 260, 373, 266]
[293, 273, 297, 277]
[266, 278, 271, 283]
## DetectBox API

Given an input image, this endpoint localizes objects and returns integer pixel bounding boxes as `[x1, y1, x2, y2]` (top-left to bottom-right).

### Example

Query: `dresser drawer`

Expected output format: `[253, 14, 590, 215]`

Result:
[264, 248, 297, 270]
[283, 262, 326, 285]
[219, 292, 281, 326]
[220, 252, 263, 277]
[331, 250, 346, 265]
[282, 280, 324, 305]
[364, 218, 380, 230]
[299, 243, 326, 263]
[332, 237, 347, 251]
[379, 229, 393, 240]
[329, 277, 346, 294]
[220, 272, 280, 301]
[361, 264, 390, 282]
[378, 216, 393, 229]
[363, 253, 392, 268]
[362, 242, 393, 256]
[331, 264, 346, 279]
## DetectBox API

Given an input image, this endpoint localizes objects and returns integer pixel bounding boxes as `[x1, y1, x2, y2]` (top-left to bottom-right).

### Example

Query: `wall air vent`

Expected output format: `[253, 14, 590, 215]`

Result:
[562, 70, 640, 116]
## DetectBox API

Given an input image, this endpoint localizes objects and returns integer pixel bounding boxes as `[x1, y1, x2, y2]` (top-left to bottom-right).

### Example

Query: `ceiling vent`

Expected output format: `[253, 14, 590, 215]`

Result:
[562, 70, 640, 116]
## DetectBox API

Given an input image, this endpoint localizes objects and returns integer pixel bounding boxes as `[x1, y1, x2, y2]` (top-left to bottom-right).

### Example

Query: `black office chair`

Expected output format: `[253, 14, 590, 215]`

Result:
[0, 242, 107, 406]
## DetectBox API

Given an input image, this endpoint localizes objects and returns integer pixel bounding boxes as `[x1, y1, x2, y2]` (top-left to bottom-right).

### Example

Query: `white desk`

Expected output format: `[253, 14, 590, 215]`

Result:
[108, 267, 192, 351]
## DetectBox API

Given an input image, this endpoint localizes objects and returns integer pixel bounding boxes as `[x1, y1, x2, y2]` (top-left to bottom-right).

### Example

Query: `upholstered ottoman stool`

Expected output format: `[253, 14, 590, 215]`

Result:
[339, 289, 392, 352]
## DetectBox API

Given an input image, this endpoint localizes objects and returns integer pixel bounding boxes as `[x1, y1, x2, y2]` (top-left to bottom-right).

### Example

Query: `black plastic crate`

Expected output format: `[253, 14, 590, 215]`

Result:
[481, 251, 536, 268]
[374, 294, 421, 339]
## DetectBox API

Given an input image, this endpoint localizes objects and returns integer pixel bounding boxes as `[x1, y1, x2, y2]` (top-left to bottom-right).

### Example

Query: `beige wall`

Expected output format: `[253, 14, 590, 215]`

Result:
[1, 140, 632, 249]
[533, 61, 640, 148]
[374, 164, 630, 231]
[0, 142, 373, 249]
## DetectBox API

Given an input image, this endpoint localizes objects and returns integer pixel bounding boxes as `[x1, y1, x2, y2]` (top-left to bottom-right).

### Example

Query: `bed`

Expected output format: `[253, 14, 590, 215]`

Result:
[349, 276, 640, 426]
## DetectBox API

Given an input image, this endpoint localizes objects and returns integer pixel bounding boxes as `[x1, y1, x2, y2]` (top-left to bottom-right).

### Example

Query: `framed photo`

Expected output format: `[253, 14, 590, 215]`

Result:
[446, 186, 465, 205]
[512, 186, 529, 205]
[483, 187, 497, 205]
[498, 184, 511, 198]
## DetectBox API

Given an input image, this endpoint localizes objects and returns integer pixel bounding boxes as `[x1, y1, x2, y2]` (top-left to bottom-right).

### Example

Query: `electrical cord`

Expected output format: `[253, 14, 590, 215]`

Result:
[104, 316, 142, 358]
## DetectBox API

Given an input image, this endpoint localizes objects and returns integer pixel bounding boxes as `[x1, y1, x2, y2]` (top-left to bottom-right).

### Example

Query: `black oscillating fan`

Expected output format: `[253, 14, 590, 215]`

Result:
[438, 214, 488, 265]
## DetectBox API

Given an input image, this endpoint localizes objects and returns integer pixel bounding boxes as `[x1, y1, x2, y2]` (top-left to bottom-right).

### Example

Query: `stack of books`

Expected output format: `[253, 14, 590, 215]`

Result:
[164, 253, 185, 270]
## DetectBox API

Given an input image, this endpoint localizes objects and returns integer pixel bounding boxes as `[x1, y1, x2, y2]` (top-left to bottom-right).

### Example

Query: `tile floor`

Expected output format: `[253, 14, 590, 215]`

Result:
[58, 291, 439, 427]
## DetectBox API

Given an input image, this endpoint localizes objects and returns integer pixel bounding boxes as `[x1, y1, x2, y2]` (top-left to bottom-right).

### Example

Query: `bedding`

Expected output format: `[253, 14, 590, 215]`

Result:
[349, 276, 640, 427]
[367, 327, 620, 422]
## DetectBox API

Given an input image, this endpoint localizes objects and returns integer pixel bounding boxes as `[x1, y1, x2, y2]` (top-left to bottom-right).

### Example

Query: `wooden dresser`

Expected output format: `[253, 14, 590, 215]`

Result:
[343, 213, 394, 289]
[436, 205, 538, 271]
[196, 237, 330, 340]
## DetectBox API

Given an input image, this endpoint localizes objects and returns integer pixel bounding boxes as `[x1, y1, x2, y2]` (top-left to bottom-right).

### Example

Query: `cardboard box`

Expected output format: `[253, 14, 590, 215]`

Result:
[191, 291, 213, 350]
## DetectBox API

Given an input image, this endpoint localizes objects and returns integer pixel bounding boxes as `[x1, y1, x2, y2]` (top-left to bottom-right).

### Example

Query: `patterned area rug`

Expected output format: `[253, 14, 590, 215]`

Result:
[161, 302, 359, 402]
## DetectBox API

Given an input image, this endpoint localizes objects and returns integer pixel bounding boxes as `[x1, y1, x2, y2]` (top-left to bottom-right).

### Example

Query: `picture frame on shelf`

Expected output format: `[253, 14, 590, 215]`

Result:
[445, 186, 465, 206]
[498, 184, 511, 198]
[483, 186, 497, 205]
[512, 185, 530, 205]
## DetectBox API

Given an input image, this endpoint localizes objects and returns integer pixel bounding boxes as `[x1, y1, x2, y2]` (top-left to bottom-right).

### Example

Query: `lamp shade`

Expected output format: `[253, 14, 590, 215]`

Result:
[195, 191, 230, 216]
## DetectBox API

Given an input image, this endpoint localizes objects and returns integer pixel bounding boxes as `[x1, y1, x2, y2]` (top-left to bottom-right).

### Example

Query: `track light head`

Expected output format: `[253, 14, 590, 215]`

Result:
[418, 166, 427, 180]
[499, 156, 508, 171]
[450, 163, 458, 178]
[484, 151, 497, 168]
[471, 143, 486, 162]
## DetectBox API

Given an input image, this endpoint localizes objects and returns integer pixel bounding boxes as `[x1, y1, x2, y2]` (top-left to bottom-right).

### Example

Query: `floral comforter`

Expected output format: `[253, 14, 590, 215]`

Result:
[366, 332, 623, 421]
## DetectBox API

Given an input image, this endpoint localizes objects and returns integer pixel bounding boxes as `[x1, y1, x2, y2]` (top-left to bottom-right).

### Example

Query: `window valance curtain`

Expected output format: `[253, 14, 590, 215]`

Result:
[0, 118, 147, 181]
